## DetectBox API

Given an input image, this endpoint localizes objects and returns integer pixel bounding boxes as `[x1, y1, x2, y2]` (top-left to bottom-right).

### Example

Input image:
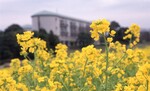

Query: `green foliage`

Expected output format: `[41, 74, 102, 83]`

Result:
[48, 31, 60, 50]
[125, 63, 138, 77]
[33, 29, 60, 50]
[109, 21, 120, 30]
[4, 24, 23, 33]
[0, 24, 24, 63]
[77, 32, 94, 47]
[109, 21, 129, 44]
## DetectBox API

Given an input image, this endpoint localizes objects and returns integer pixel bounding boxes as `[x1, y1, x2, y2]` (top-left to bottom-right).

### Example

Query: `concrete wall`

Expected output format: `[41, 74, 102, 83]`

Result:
[32, 17, 39, 31]
[32, 15, 90, 43]
[32, 16, 60, 35]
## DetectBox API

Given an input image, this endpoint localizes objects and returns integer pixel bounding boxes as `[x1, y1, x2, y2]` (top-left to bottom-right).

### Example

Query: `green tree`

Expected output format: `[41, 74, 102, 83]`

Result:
[0, 24, 24, 63]
[33, 29, 59, 50]
[5, 24, 23, 33]
[38, 28, 49, 42]
[109, 27, 129, 44]
[109, 21, 129, 44]
[48, 31, 60, 50]
[77, 32, 94, 47]
[109, 21, 120, 30]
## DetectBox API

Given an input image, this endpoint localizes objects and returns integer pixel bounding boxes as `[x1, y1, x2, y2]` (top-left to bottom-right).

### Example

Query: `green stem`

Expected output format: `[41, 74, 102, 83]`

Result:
[59, 77, 69, 91]
[111, 54, 127, 71]
[80, 87, 85, 91]
[103, 34, 109, 91]
[98, 76, 105, 89]
[25, 55, 32, 61]
[83, 58, 88, 77]
[128, 36, 133, 49]
[146, 80, 149, 91]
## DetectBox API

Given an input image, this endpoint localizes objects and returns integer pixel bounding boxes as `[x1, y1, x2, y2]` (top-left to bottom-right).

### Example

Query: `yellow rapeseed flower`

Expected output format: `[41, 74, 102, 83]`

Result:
[110, 30, 116, 37]
[107, 37, 113, 43]
[90, 19, 110, 41]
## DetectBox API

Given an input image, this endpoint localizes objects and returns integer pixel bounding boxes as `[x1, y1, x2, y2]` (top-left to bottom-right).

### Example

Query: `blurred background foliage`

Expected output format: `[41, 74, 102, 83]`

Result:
[0, 21, 150, 65]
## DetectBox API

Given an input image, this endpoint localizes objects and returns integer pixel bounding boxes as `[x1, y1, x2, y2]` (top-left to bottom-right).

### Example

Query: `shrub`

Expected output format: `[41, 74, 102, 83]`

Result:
[0, 19, 149, 91]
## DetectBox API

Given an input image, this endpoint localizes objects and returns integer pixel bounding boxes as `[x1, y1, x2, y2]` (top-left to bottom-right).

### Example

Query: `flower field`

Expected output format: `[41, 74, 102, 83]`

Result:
[0, 19, 150, 91]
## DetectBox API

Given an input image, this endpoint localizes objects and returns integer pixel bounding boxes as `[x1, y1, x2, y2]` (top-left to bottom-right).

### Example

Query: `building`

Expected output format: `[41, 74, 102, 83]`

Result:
[140, 29, 150, 42]
[32, 10, 91, 46]
[22, 25, 32, 30]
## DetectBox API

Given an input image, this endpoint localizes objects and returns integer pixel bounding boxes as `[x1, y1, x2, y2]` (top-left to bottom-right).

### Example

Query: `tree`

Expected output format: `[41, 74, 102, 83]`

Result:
[110, 21, 120, 31]
[38, 28, 49, 42]
[39, 28, 47, 34]
[0, 31, 4, 46]
[0, 24, 24, 63]
[5, 24, 23, 33]
[108, 21, 130, 44]
[112, 27, 129, 44]
[77, 32, 94, 47]
[33, 30, 59, 50]
[48, 31, 60, 50]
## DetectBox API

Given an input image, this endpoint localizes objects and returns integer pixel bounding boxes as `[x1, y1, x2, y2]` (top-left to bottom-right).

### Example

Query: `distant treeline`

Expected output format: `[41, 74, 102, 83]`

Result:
[0, 22, 150, 64]
[0, 24, 59, 64]
[140, 31, 150, 42]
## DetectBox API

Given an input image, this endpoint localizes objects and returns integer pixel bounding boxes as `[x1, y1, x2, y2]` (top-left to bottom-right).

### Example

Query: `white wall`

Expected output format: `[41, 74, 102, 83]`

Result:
[32, 15, 90, 42]
[32, 16, 60, 35]
[32, 17, 39, 31]
[39, 16, 58, 35]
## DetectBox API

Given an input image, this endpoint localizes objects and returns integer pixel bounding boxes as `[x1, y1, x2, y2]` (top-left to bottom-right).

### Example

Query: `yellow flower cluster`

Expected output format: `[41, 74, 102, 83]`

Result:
[16, 31, 47, 56]
[90, 19, 110, 40]
[55, 43, 68, 59]
[0, 19, 150, 91]
[110, 30, 116, 37]
[10, 58, 20, 70]
[123, 24, 140, 47]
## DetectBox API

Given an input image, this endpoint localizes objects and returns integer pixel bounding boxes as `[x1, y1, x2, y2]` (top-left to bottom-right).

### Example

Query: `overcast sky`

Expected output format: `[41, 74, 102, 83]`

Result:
[0, 0, 150, 30]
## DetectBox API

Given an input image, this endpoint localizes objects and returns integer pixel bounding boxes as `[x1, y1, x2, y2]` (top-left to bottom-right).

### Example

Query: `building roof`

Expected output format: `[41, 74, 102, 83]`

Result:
[32, 10, 91, 23]
[32, 10, 58, 16]
[141, 29, 150, 32]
